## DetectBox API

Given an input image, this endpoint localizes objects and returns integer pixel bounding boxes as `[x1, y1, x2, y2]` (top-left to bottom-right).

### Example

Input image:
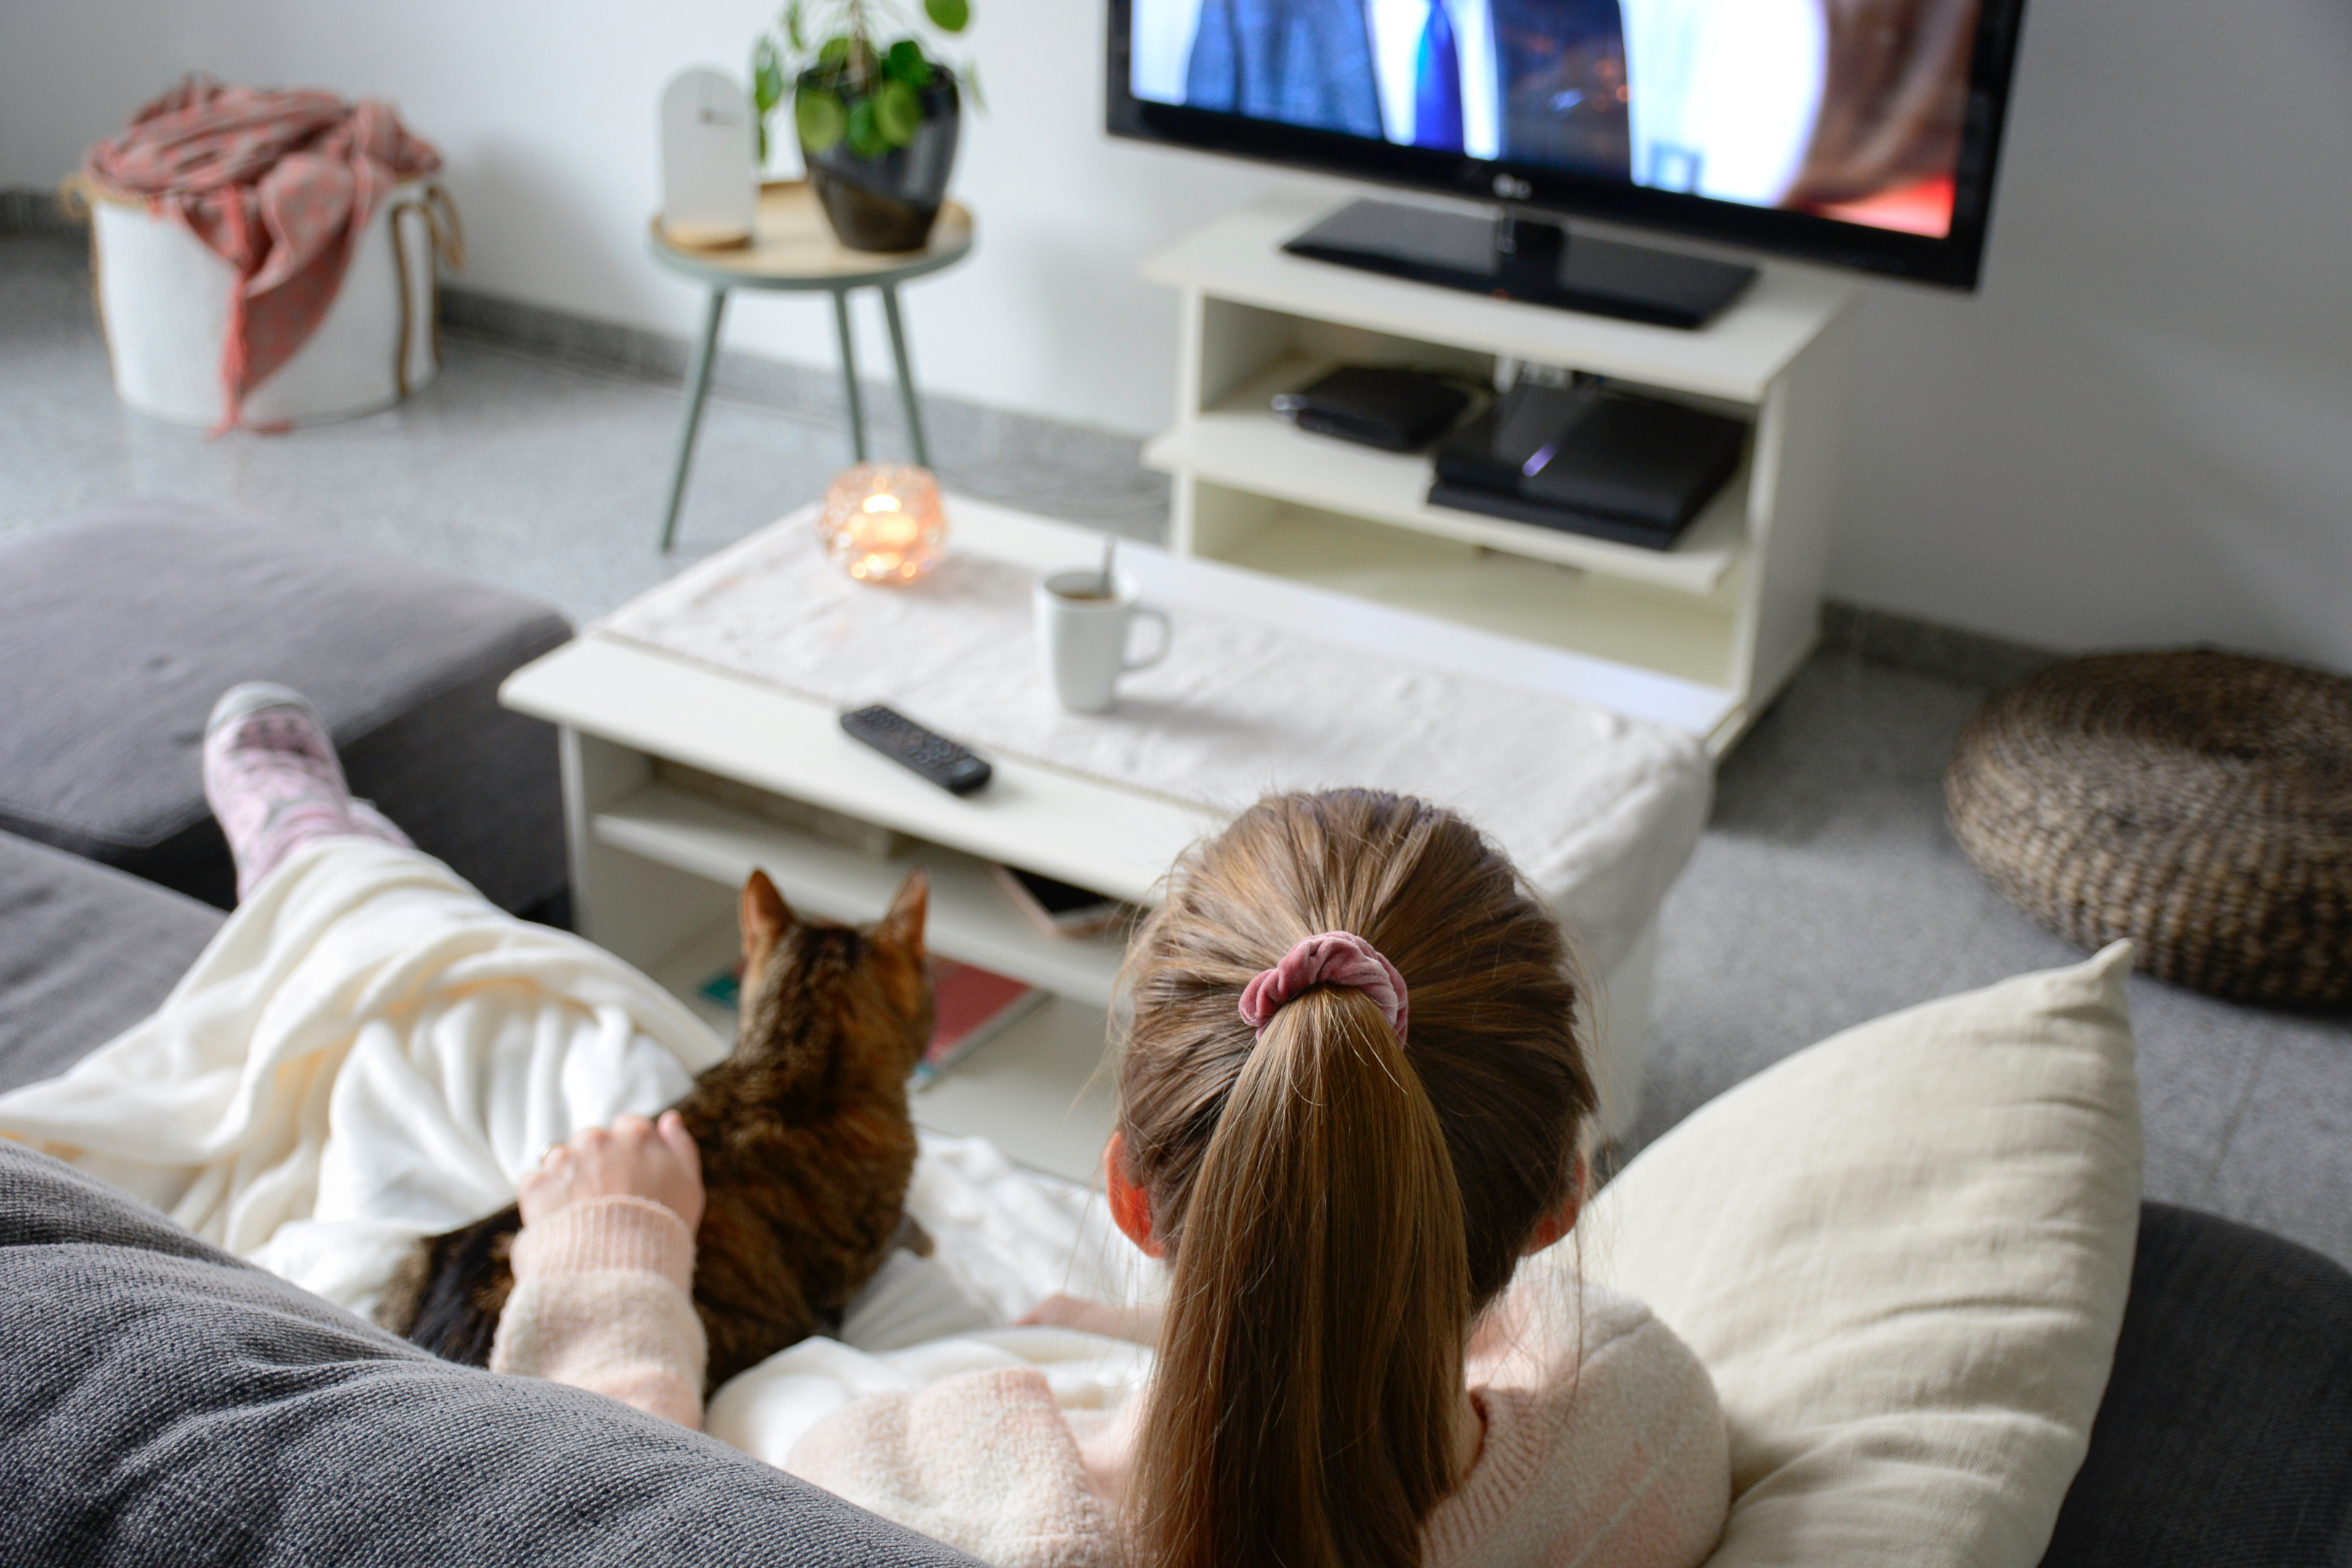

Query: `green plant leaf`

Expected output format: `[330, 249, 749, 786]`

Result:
[883, 38, 931, 86]
[923, 0, 970, 33]
[846, 94, 888, 158]
[752, 38, 785, 116]
[796, 88, 847, 152]
[784, 0, 806, 53]
[817, 33, 852, 69]
[872, 78, 922, 145]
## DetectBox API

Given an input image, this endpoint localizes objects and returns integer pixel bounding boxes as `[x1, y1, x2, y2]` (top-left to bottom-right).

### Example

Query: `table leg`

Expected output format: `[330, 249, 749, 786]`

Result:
[659, 287, 729, 553]
[880, 282, 931, 469]
[832, 288, 868, 462]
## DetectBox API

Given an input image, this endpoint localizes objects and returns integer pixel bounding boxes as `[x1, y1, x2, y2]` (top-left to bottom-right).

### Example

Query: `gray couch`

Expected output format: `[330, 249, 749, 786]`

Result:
[0, 506, 2345, 1566]
[0, 1135, 979, 1566]
[0, 499, 571, 918]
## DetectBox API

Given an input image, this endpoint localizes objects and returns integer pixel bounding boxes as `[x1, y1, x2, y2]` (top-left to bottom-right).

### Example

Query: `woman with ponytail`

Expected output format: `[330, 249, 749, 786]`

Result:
[496, 790, 1730, 1568]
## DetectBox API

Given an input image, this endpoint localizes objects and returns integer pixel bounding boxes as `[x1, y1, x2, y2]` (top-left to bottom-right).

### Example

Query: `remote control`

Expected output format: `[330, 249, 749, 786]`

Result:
[840, 704, 993, 796]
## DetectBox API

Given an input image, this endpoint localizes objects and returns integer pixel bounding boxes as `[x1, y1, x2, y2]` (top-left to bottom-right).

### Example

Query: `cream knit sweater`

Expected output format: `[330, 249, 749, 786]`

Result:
[491, 1199, 1728, 1568]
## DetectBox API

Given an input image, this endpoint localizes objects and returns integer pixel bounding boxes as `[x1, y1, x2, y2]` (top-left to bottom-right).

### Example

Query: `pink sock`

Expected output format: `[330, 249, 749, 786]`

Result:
[202, 684, 412, 901]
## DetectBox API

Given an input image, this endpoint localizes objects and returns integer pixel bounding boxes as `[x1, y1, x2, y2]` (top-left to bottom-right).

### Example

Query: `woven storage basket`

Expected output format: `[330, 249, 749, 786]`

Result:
[1947, 648, 2352, 1006]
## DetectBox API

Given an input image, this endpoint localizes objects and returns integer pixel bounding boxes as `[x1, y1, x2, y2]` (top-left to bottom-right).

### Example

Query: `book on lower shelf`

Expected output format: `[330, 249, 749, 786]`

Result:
[916, 957, 1051, 1084]
[698, 955, 1048, 1086]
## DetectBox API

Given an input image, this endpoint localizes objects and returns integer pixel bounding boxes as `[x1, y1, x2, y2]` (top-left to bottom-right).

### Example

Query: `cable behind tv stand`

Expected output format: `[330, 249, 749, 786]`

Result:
[1283, 199, 1757, 331]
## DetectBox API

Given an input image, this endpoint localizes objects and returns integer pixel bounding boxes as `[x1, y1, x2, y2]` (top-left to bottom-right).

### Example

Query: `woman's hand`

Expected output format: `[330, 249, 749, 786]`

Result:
[518, 1111, 705, 1232]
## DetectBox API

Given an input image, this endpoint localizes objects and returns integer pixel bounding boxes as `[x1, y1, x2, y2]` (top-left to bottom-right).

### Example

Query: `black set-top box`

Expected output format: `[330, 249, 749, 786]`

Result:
[1271, 365, 1477, 452]
[1429, 380, 1747, 551]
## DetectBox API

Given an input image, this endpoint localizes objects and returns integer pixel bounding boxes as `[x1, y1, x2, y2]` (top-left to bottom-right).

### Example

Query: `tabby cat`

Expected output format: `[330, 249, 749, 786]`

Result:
[376, 867, 935, 1389]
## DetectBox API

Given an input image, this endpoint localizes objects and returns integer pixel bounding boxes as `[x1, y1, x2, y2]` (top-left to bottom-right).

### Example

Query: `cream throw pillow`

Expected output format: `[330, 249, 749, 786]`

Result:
[1582, 942, 2142, 1568]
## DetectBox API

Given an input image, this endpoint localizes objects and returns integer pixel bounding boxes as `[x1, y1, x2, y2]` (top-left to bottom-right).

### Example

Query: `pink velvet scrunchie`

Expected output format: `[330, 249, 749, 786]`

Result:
[1237, 931, 1410, 1043]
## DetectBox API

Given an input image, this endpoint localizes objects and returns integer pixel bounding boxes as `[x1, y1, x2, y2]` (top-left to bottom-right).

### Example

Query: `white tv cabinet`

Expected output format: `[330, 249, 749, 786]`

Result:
[1141, 191, 1857, 756]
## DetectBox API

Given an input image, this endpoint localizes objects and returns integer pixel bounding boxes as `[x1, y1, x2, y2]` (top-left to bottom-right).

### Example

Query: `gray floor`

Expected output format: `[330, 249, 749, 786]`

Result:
[5, 232, 2345, 1269]
[0, 231, 1167, 626]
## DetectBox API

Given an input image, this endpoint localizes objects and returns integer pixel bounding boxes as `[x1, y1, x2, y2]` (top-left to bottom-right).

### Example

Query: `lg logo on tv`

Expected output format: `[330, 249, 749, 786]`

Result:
[1491, 173, 1532, 200]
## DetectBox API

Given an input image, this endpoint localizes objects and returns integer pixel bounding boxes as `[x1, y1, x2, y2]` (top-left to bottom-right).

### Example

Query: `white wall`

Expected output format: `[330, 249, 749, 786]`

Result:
[4, 0, 2348, 669]
[1827, 0, 2352, 669]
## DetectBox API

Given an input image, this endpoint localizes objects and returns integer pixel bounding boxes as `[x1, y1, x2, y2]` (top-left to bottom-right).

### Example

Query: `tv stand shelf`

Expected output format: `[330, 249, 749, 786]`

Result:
[1140, 190, 1856, 754]
[1143, 352, 1750, 595]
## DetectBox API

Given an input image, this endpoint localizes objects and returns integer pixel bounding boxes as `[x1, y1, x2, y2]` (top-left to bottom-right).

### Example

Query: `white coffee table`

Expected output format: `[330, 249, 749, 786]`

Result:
[500, 499, 1702, 1182]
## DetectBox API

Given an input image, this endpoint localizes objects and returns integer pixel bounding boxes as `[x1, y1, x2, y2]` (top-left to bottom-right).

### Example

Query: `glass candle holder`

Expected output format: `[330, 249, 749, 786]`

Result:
[817, 465, 948, 585]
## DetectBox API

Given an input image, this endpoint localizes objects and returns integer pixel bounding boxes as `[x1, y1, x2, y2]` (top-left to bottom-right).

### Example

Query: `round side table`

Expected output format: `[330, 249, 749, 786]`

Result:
[648, 179, 974, 551]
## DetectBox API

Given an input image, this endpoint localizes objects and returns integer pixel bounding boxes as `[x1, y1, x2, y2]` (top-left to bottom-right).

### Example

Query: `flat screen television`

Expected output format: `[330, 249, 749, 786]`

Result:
[1108, 0, 2028, 327]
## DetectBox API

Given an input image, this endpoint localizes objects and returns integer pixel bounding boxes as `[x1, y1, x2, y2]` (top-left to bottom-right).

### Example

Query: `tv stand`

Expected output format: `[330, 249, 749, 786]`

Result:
[1283, 198, 1756, 331]
[1142, 189, 1856, 756]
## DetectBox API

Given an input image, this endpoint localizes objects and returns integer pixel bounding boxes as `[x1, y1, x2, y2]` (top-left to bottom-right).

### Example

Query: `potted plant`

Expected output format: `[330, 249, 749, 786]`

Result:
[754, 0, 976, 253]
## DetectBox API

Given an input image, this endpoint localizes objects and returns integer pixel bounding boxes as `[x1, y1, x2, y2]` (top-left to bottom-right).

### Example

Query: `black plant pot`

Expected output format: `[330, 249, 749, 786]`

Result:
[801, 73, 961, 253]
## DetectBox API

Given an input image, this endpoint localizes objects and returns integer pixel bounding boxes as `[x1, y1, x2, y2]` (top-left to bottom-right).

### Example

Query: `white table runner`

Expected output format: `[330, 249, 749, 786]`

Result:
[596, 512, 1710, 971]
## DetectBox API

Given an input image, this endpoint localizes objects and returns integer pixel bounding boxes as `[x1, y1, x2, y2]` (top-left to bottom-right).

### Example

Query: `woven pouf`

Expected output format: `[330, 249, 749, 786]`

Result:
[1946, 648, 2352, 1006]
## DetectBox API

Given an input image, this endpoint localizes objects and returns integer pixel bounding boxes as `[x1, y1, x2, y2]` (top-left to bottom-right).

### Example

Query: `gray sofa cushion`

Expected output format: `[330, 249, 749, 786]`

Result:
[2040, 1202, 2352, 1567]
[0, 1139, 979, 1567]
[0, 828, 222, 1095]
[0, 499, 572, 914]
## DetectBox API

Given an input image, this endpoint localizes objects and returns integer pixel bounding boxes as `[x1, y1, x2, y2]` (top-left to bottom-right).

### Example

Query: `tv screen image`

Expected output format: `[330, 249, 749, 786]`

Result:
[1114, 0, 2023, 290]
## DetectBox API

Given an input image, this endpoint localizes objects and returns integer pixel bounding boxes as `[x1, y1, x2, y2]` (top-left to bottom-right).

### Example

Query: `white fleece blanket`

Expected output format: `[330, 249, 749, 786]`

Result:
[0, 838, 1156, 1453]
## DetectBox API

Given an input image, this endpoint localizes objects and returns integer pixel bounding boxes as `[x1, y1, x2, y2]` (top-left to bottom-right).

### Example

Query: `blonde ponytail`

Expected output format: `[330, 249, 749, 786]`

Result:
[1117, 790, 1596, 1568]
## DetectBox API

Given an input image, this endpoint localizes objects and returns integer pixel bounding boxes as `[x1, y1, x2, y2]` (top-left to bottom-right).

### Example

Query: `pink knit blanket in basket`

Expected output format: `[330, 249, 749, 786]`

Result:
[83, 75, 443, 430]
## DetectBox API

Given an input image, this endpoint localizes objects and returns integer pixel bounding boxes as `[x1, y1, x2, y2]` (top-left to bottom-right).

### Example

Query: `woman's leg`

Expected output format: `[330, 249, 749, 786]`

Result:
[201, 682, 413, 901]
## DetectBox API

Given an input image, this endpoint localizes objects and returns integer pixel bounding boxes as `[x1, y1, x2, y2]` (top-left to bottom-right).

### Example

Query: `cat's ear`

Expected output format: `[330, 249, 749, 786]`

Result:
[740, 869, 797, 974]
[873, 867, 929, 958]
[869, 870, 932, 1032]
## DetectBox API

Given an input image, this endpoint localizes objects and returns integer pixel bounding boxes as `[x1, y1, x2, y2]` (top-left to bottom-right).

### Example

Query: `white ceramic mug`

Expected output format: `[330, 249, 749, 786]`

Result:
[1034, 568, 1172, 714]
